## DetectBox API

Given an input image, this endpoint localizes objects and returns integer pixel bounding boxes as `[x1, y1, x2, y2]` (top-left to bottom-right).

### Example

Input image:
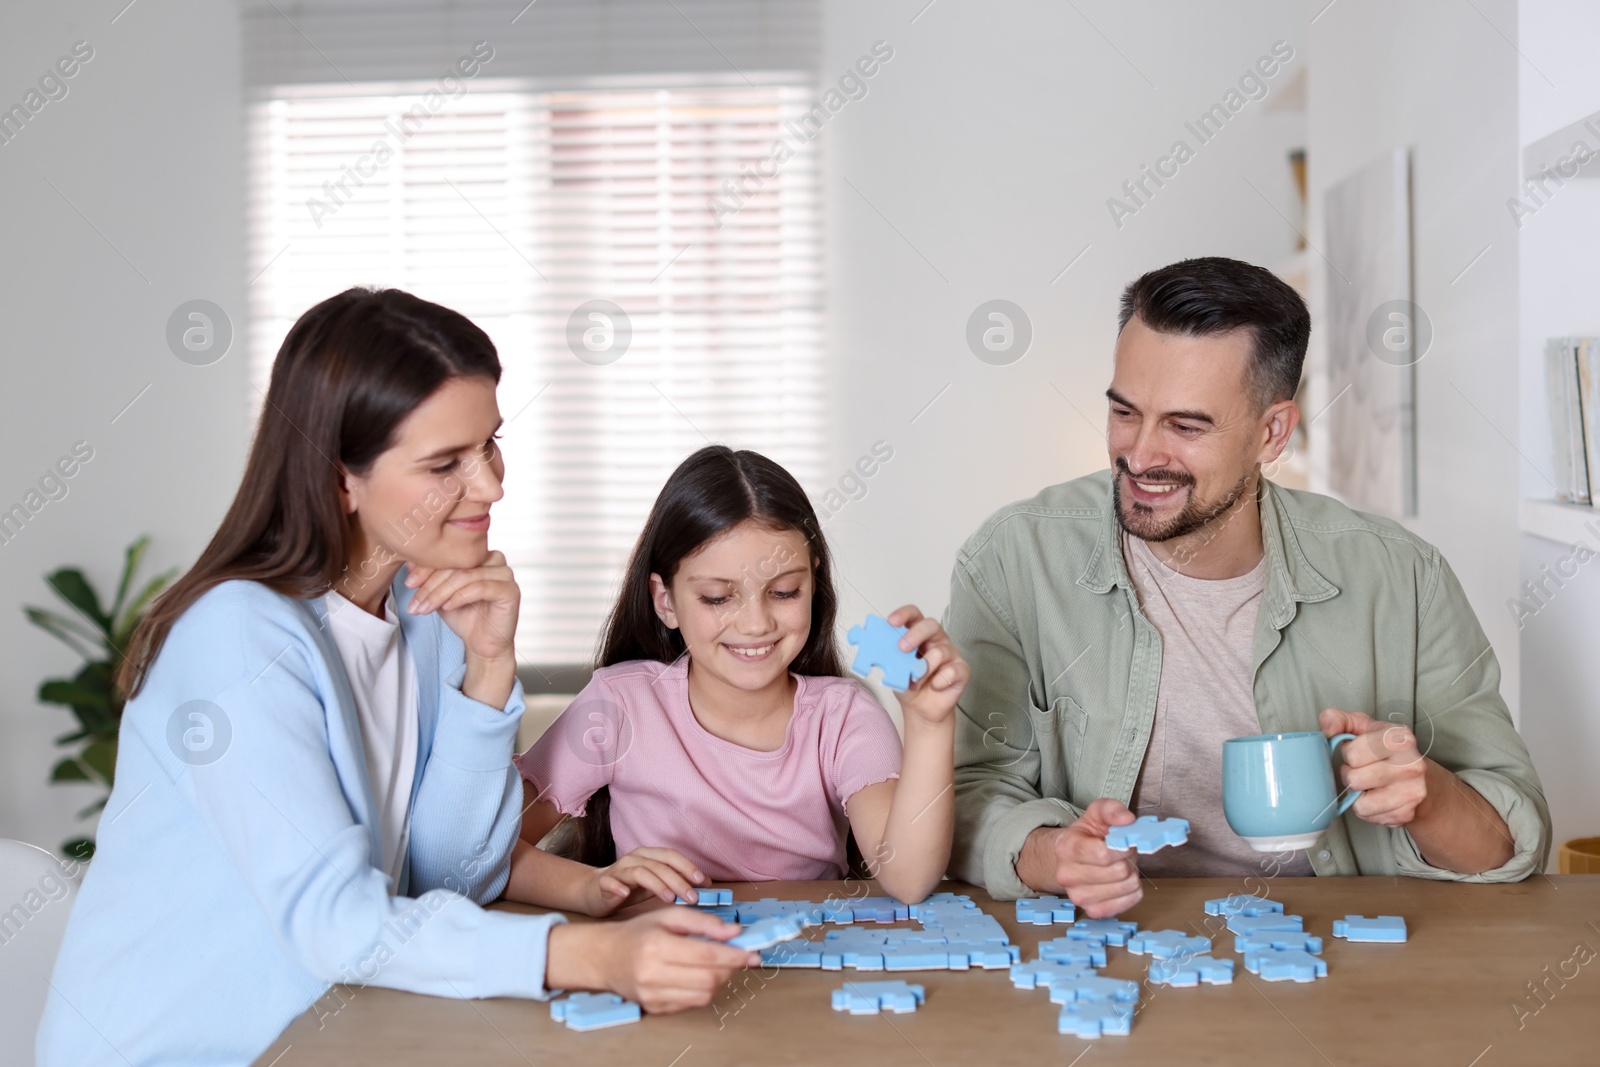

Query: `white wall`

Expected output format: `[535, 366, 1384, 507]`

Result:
[1516, 0, 1600, 860]
[0, 1, 245, 852]
[1307, 0, 1524, 728]
[819, 0, 1309, 622]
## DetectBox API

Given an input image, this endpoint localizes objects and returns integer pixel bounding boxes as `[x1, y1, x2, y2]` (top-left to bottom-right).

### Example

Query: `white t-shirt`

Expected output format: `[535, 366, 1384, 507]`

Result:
[1122, 532, 1313, 878]
[322, 590, 419, 892]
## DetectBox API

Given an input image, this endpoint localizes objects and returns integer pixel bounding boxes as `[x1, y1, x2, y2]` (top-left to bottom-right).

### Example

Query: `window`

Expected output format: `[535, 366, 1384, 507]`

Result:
[246, 77, 827, 666]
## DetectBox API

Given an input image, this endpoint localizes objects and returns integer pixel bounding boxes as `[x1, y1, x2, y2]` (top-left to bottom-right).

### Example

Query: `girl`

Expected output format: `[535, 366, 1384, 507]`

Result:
[504, 445, 966, 915]
[38, 289, 756, 1067]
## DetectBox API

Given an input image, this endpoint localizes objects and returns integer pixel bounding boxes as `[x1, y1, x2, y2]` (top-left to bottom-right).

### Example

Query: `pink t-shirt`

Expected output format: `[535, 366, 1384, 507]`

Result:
[515, 655, 903, 880]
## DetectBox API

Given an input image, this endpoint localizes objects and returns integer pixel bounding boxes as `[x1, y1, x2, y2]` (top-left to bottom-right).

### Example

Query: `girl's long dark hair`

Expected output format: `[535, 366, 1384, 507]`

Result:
[553, 444, 847, 867]
[119, 287, 501, 697]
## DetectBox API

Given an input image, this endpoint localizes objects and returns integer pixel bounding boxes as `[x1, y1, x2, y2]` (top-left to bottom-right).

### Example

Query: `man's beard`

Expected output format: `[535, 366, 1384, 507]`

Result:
[1112, 456, 1252, 544]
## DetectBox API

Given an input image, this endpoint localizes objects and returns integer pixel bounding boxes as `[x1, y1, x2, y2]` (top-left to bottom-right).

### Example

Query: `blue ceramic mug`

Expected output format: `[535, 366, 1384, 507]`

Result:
[1222, 731, 1361, 852]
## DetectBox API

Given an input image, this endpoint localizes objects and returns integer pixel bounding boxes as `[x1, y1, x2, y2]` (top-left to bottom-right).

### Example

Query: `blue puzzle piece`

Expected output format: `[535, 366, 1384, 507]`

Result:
[1010, 960, 1096, 989]
[550, 993, 642, 1031]
[1036, 937, 1107, 968]
[1332, 915, 1407, 943]
[922, 914, 1009, 943]
[674, 887, 733, 906]
[1236, 930, 1323, 956]
[848, 896, 911, 923]
[846, 614, 929, 691]
[1148, 955, 1235, 987]
[1066, 918, 1138, 947]
[909, 892, 975, 919]
[883, 950, 950, 970]
[1057, 1000, 1133, 1038]
[734, 898, 827, 925]
[1126, 929, 1212, 960]
[1245, 947, 1328, 982]
[760, 938, 824, 968]
[1226, 913, 1304, 938]
[1015, 895, 1077, 925]
[1204, 894, 1285, 917]
[831, 980, 925, 1014]
[1104, 815, 1190, 854]
[945, 942, 1019, 969]
[1046, 973, 1141, 1005]
[729, 914, 809, 951]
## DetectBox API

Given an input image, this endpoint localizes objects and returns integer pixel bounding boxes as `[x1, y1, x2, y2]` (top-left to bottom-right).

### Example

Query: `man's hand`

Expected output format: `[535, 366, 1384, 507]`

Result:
[1320, 707, 1514, 873]
[1319, 708, 1427, 827]
[1015, 798, 1143, 918]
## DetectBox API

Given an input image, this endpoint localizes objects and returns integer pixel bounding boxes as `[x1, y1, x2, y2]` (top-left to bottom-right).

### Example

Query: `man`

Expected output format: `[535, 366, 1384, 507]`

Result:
[948, 256, 1549, 916]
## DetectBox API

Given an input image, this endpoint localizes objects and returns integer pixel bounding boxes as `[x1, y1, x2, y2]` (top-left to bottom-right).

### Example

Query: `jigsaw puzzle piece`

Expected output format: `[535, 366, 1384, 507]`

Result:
[1036, 937, 1107, 968]
[1147, 955, 1234, 987]
[550, 993, 642, 1031]
[1226, 912, 1304, 938]
[1203, 894, 1285, 917]
[1236, 930, 1323, 956]
[1104, 815, 1190, 854]
[1010, 960, 1097, 989]
[1057, 1000, 1133, 1038]
[846, 614, 929, 691]
[1244, 947, 1328, 982]
[1015, 895, 1077, 925]
[831, 980, 926, 1014]
[1066, 918, 1138, 947]
[1331, 915, 1407, 942]
[1126, 929, 1212, 959]
[728, 914, 809, 951]
[1046, 973, 1141, 1005]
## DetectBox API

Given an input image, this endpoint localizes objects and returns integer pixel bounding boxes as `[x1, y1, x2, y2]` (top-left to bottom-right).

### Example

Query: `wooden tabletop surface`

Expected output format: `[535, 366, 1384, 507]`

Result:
[256, 875, 1600, 1066]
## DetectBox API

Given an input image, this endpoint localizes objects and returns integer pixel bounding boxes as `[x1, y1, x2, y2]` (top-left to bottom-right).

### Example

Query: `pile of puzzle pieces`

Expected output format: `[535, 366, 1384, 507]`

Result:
[757, 892, 1021, 971]
[546, 876, 1409, 1037]
[1003, 890, 1410, 1037]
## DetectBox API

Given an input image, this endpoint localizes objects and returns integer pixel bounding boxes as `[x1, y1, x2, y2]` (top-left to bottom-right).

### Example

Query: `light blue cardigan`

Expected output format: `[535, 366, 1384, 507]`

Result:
[37, 573, 562, 1066]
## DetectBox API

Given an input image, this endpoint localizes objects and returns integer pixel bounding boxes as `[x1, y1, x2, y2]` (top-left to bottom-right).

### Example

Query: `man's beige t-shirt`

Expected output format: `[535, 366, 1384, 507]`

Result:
[1122, 531, 1313, 877]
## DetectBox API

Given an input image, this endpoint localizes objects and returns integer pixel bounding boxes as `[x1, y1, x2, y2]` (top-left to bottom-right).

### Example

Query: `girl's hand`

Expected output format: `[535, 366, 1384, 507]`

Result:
[405, 550, 520, 664]
[586, 847, 710, 917]
[546, 908, 758, 1014]
[884, 604, 969, 727]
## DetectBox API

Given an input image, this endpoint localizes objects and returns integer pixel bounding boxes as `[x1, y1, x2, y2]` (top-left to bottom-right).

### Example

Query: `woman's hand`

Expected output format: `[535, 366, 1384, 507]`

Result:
[546, 908, 758, 1014]
[584, 847, 710, 917]
[405, 550, 520, 706]
[884, 604, 969, 727]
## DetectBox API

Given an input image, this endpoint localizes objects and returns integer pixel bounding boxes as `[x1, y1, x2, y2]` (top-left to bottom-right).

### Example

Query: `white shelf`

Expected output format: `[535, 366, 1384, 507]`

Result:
[1521, 498, 1600, 546]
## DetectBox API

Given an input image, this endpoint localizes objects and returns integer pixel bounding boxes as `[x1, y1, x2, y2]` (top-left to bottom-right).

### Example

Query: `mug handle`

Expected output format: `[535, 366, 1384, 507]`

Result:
[1328, 733, 1361, 814]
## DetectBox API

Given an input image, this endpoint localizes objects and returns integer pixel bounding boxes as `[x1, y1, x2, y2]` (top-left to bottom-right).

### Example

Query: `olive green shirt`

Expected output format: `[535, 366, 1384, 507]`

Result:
[948, 470, 1551, 899]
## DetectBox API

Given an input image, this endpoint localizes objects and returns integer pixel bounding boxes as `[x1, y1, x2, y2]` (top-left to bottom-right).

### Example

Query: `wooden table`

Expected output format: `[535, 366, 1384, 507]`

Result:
[256, 876, 1600, 1066]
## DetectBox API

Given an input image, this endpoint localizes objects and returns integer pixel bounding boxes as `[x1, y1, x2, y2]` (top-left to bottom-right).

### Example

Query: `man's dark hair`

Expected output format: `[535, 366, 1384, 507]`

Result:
[1117, 256, 1310, 409]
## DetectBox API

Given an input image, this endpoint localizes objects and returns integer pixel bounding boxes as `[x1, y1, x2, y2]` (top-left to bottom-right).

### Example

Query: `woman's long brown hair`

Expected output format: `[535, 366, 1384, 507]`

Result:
[118, 287, 501, 697]
[551, 445, 848, 868]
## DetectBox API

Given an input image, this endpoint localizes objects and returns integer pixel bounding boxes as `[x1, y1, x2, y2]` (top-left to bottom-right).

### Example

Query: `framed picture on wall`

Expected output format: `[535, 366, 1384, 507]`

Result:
[1323, 146, 1418, 518]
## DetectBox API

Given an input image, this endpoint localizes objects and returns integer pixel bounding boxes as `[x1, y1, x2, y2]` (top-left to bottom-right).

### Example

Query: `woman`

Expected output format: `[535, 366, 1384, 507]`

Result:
[38, 288, 756, 1067]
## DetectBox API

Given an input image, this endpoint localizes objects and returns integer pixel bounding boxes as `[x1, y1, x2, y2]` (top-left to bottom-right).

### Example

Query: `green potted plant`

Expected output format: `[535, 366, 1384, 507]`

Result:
[27, 535, 174, 860]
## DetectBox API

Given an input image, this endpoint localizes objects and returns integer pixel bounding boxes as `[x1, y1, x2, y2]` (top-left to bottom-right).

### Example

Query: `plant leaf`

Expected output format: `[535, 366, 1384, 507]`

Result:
[45, 569, 110, 636]
[62, 838, 95, 861]
[55, 727, 91, 744]
[24, 606, 102, 659]
[113, 570, 175, 652]
[109, 536, 150, 625]
[80, 738, 117, 785]
[39, 679, 111, 711]
[51, 757, 90, 782]
[76, 797, 108, 819]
